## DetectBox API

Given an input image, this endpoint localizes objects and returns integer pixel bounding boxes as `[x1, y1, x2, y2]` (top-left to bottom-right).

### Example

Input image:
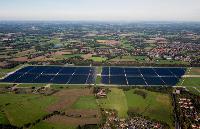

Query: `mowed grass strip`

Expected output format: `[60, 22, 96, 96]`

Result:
[95, 76, 102, 84]
[97, 88, 128, 118]
[31, 121, 76, 129]
[125, 89, 174, 128]
[0, 93, 57, 127]
[72, 96, 98, 109]
[0, 83, 13, 87]
[17, 83, 46, 87]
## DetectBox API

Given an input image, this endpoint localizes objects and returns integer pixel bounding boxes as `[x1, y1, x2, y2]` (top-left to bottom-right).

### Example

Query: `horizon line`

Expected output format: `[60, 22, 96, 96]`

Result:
[1, 20, 200, 23]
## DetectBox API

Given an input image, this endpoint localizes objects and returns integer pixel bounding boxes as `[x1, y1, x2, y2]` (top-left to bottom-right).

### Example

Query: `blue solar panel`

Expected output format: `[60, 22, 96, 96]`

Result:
[127, 77, 146, 85]
[144, 77, 165, 85]
[89, 67, 96, 75]
[161, 77, 180, 86]
[140, 68, 157, 76]
[124, 68, 141, 77]
[28, 66, 48, 74]
[58, 67, 76, 75]
[153, 68, 174, 76]
[15, 66, 35, 74]
[34, 75, 55, 83]
[1, 73, 22, 82]
[74, 67, 91, 75]
[168, 68, 186, 77]
[110, 75, 127, 85]
[101, 67, 109, 76]
[50, 75, 71, 84]
[43, 66, 62, 74]
[110, 67, 125, 75]
[69, 75, 88, 84]
[15, 74, 38, 83]
[86, 74, 95, 84]
[101, 76, 109, 84]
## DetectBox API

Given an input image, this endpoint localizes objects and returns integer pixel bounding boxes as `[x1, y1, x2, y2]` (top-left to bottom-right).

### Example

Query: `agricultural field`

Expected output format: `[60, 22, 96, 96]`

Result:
[0, 93, 57, 127]
[97, 88, 174, 128]
[125, 89, 174, 128]
[0, 87, 101, 128]
[186, 67, 200, 75]
[177, 67, 200, 96]
[177, 77, 200, 96]
[97, 88, 128, 118]
[72, 96, 98, 109]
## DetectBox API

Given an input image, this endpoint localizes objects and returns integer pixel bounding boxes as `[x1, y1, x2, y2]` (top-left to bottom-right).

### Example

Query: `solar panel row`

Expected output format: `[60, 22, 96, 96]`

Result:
[16, 66, 92, 75]
[101, 76, 180, 86]
[101, 67, 186, 86]
[102, 67, 186, 77]
[1, 66, 96, 84]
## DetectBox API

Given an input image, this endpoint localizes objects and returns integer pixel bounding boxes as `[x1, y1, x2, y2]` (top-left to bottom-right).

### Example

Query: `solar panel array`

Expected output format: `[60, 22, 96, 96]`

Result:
[101, 67, 186, 86]
[1, 66, 186, 86]
[1, 66, 96, 84]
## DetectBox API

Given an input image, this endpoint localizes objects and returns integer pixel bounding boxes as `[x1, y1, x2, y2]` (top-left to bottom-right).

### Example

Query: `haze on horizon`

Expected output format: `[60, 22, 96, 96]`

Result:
[0, 0, 200, 22]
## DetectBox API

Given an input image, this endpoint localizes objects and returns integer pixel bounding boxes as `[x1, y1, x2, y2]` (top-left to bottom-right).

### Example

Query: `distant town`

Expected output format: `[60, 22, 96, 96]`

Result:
[0, 22, 200, 69]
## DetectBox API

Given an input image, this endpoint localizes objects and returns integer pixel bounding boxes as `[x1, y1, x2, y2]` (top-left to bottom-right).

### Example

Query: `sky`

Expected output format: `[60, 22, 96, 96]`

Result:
[0, 0, 200, 21]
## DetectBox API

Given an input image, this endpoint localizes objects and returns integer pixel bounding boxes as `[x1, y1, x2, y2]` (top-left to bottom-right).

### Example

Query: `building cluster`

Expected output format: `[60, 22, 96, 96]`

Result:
[102, 110, 164, 129]
[178, 98, 200, 128]
[95, 88, 107, 98]
[148, 42, 200, 62]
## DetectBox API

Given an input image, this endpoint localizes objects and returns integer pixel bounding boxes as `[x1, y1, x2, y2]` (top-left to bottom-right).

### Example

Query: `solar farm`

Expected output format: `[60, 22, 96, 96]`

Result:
[0, 66, 186, 86]
[0, 66, 96, 84]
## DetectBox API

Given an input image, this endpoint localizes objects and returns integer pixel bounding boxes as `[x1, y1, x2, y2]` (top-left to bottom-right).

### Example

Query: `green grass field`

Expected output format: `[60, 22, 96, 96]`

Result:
[31, 121, 76, 129]
[72, 96, 98, 109]
[95, 76, 102, 84]
[63, 54, 82, 58]
[125, 89, 174, 128]
[97, 88, 128, 118]
[177, 77, 200, 96]
[89, 57, 107, 62]
[155, 59, 189, 65]
[178, 77, 200, 86]
[0, 93, 57, 127]
[0, 112, 9, 124]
